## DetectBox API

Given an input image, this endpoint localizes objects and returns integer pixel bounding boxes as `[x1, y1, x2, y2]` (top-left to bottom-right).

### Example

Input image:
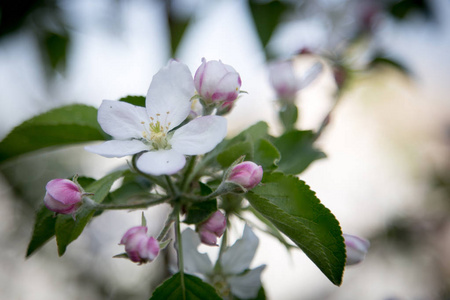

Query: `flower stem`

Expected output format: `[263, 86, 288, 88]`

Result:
[157, 209, 177, 241]
[175, 209, 186, 300]
[181, 155, 197, 193]
[165, 175, 178, 197]
[214, 226, 228, 273]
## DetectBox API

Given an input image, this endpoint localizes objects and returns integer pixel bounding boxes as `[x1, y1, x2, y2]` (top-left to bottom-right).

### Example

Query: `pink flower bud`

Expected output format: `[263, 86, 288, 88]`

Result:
[344, 234, 370, 265]
[120, 226, 160, 264]
[194, 58, 241, 103]
[198, 210, 227, 246]
[228, 161, 263, 190]
[268, 60, 298, 102]
[44, 179, 83, 215]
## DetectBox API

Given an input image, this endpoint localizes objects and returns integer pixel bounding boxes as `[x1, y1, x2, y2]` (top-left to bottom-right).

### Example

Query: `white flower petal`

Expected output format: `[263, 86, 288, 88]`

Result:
[136, 149, 186, 175]
[171, 116, 227, 155]
[181, 228, 214, 275]
[228, 265, 266, 299]
[146, 61, 194, 130]
[85, 140, 148, 158]
[97, 100, 149, 139]
[221, 225, 259, 275]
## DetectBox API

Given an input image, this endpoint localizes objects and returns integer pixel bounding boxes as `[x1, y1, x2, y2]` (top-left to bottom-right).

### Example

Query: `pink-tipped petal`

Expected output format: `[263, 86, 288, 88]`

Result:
[199, 229, 218, 246]
[344, 234, 370, 265]
[202, 211, 227, 237]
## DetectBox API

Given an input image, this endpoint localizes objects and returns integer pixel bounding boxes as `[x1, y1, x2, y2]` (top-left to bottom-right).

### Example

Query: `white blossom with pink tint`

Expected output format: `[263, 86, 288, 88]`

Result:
[269, 60, 323, 103]
[194, 58, 241, 103]
[227, 161, 263, 190]
[120, 226, 160, 264]
[198, 210, 227, 246]
[85, 60, 227, 176]
[344, 233, 370, 265]
[44, 179, 83, 215]
[182, 225, 265, 299]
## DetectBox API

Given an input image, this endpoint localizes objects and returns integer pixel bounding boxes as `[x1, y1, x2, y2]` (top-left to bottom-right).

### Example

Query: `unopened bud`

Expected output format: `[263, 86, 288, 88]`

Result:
[44, 179, 83, 215]
[268, 60, 298, 103]
[198, 211, 227, 246]
[120, 226, 160, 264]
[344, 234, 370, 265]
[228, 161, 263, 190]
[194, 58, 241, 103]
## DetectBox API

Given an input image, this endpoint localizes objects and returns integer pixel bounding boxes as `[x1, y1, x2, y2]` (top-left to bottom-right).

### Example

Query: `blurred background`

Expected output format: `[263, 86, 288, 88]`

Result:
[1, 0, 450, 299]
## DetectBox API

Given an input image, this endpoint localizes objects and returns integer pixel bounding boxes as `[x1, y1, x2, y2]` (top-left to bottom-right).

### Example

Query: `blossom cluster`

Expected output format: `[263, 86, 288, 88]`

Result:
[85, 59, 241, 176]
[38, 56, 370, 299]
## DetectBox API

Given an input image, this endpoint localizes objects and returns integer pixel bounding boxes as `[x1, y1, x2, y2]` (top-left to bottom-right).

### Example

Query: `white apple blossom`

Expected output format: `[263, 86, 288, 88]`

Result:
[182, 225, 265, 299]
[85, 61, 227, 176]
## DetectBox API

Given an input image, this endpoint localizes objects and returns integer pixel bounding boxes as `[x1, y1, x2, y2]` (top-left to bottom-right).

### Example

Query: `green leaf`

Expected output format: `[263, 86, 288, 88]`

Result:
[247, 206, 294, 251]
[102, 173, 152, 205]
[369, 56, 410, 75]
[119, 95, 146, 107]
[272, 130, 325, 174]
[168, 13, 191, 56]
[216, 122, 277, 170]
[184, 199, 217, 224]
[150, 273, 221, 300]
[25, 175, 95, 258]
[232, 121, 269, 144]
[249, 0, 287, 47]
[217, 141, 253, 168]
[246, 173, 345, 285]
[55, 170, 127, 256]
[0, 104, 107, 164]
[199, 182, 213, 196]
[278, 103, 298, 131]
[389, 0, 432, 20]
[249, 0, 289, 57]
[26, 205, 57, 257]
[253, 139, 280, 171]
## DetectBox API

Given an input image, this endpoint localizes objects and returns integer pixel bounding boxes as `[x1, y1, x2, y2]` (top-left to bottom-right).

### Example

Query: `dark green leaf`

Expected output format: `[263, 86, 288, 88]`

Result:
[119, 95, 146, 107]
[278, 103, 298, 131]
[249, 0, 288, 56]
[42, 30, 69, 74]
[102, 173, 152, 205]
[199, 181, 213, 196]
[55, 170, 127, 256]
[76, 176, 96, 188]
[26, 205, 57, 257]
[232, 121, 269, 144]
[246, 173, 345, 285]
[0, 104, 107, 164]
[197, 122, 269, 172]
[26, 175, 95, 258]
[184, 199, 217, 224]
[150, 272, 221, 300]
[272, 130, 325, 174]
[253, 139, 280, 171]
[247, 206, 294, 251]
[168, 13, 191, 56]
[369, 56, 410, 75]
[389, 0, 433, 20]
[217, 141, 253, 168]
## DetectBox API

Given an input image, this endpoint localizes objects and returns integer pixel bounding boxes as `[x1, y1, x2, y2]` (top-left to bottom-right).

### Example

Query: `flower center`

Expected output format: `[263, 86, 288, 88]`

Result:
[141, 112, 172, 150]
